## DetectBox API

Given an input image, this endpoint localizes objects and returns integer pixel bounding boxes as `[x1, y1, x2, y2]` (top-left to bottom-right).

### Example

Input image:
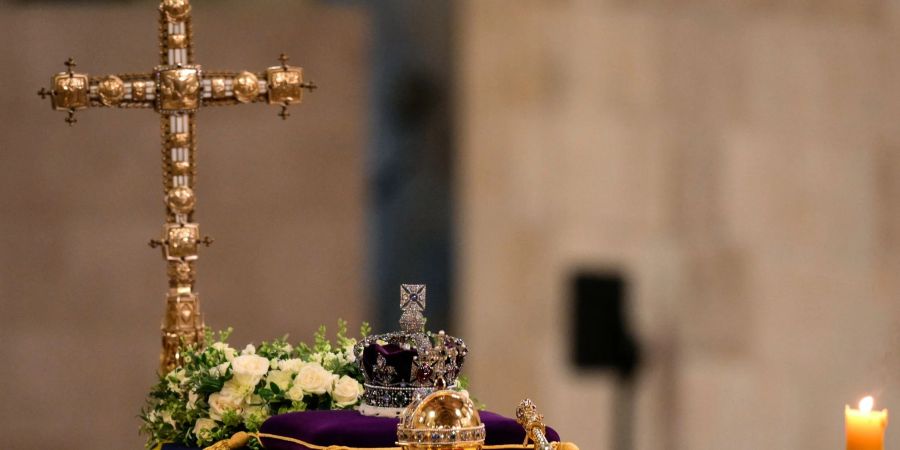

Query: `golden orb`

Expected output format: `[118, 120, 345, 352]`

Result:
[397, 390, 485, 450]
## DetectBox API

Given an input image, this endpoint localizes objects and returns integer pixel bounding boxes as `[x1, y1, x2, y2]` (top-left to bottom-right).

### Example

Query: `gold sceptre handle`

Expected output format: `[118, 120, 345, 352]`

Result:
[515, 399, 580, 450]
[516, 399, 553, 450]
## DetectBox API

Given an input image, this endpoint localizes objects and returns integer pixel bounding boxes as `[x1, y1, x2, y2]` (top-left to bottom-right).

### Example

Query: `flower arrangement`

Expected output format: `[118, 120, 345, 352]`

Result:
[141, 320, 370, 449]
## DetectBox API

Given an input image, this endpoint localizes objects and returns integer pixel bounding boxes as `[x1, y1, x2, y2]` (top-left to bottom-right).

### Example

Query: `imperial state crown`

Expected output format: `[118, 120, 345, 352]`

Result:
[353, 284, 468, 415]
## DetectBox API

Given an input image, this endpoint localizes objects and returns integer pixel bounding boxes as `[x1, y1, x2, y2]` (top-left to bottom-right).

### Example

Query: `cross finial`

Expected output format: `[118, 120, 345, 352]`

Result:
[302, 80, 318, 92]
[37, 87, 53, 99]
[278, 53, 290, 69]
[278, 105, 291, 120]
[64, 57, 77, 75]
[64, 110, 78, 126]
[399, 284, 427, 333]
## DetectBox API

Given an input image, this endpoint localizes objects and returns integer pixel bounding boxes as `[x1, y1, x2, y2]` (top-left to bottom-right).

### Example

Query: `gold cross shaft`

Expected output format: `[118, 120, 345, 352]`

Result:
[37, 0, 316, 373]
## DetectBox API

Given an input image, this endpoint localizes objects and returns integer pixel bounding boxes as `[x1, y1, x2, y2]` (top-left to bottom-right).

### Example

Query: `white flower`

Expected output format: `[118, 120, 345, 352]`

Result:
[344, 343, 357, 363]
[208, 379, 252, 420]
[212, 342, 228, 351]
[161, 411, 176, 428]
[285, 382, 305, 401]
[221, 379, 254, 399]
[309, 352, 325, 365]
[167, 368, 187, 393]
[231, 354, 269, 387]
[322, 353, 340, 369]
[208, 390, 243, 421]
[332, 375, 363, 407]
[212, 342, 237, 362]
[193, 418, 217, 440]
[243, 395, 270, 420]
[209, 362, 230, 378]
[294, 362, 336, 395]
[187, 391, 199, 411]
[278, 358, 307, 374]
[266, 369, 293, 392]
[242, 344, 256, 355]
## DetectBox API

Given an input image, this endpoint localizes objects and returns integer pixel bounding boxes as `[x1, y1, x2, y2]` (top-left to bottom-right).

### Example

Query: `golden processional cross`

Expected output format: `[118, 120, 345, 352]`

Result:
[36, 0, 316, 372]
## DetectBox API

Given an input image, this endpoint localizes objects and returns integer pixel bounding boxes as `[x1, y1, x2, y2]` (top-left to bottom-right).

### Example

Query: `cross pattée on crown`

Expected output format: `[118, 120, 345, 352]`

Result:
[399, 284, 426, 333]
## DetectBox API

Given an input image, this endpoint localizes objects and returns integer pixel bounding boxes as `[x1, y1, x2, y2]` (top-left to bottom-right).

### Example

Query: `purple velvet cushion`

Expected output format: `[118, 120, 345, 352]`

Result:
[259, 410, 560, 450]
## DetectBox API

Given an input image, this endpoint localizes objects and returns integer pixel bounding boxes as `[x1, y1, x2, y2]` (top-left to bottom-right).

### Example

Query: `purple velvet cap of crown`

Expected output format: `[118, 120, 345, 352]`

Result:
[362, 343, 417, 384]
[259, 409, 561, 450]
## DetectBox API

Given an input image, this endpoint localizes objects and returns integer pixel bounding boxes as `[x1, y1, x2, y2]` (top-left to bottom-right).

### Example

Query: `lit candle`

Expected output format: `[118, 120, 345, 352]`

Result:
[846, 396, 888, 450]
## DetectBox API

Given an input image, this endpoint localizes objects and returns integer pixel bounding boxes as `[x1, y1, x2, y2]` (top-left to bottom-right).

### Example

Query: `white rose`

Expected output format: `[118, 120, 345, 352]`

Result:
[332, 375, 363, 407]
[208, 380, 252, 420]
[242, 344, 256, 355]
[295, 362, 335, 395]
[266, 369, 293, 392]
[193, 418, 217, 440]
[231, 354, 269, 387]
[242, 395, 270, 420]
[221, 379, 254, 399]
[278, 358, 307, 374]
[285, 381, 305, 401]
[208, 390, 243, 421]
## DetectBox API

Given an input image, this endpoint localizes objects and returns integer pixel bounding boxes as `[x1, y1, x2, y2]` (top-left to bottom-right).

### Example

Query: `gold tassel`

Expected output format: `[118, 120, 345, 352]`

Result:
[203, 431, 252, 450]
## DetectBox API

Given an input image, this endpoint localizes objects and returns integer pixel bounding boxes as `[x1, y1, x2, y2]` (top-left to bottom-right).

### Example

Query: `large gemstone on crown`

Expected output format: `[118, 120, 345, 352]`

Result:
[155, 65, 201, 112]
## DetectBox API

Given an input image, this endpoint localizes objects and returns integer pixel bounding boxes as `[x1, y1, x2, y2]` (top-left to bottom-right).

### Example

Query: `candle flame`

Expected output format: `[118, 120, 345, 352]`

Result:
[859, 396, 875, 413]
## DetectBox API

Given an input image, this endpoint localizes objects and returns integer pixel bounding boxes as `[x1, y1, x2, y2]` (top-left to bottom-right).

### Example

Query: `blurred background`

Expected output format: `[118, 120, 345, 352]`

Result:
[2, 0, 900, 449]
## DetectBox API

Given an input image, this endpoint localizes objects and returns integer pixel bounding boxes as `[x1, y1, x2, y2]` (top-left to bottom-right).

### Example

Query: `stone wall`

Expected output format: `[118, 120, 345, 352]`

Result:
[457, 1, 900, 449]
[0, 1, 368, 448]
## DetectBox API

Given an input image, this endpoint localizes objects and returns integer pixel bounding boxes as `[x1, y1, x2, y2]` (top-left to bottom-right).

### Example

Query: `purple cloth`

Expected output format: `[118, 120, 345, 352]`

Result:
[259, 409, 561, 450]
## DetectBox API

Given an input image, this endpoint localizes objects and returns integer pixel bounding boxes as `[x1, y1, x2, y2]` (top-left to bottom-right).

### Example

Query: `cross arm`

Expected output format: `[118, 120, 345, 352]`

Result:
[37, 55, 316, 124]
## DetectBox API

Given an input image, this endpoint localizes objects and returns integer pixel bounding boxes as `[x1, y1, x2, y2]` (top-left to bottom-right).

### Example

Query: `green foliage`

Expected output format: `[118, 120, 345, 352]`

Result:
[140, 320, 368, 449]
